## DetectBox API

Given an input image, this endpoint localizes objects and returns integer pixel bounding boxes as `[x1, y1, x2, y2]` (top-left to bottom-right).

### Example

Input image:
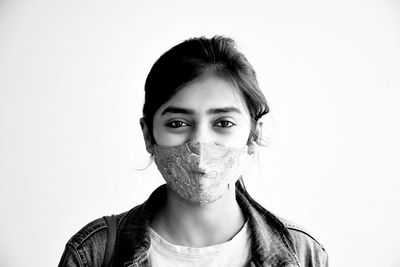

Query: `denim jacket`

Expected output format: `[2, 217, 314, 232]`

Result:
[59, 184, 328, 267]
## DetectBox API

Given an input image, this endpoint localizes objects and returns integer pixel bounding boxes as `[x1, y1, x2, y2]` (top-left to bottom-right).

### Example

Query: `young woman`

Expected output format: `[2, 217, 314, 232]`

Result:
[59, 36, 328, 267]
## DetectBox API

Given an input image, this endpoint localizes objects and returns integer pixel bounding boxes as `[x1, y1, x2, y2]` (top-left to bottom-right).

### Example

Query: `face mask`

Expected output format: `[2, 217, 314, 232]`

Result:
[153, 141, 251, 206]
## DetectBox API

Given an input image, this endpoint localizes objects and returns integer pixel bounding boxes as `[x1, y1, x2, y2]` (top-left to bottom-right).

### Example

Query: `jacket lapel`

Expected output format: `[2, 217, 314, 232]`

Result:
[112, 186, 166, 266]
[236, 187, 300, 267]
[112, 184, 300, 267]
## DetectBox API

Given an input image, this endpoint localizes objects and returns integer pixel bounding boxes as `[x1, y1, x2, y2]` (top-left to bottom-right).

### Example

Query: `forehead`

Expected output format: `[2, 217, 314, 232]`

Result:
[157, 75, 250, 116]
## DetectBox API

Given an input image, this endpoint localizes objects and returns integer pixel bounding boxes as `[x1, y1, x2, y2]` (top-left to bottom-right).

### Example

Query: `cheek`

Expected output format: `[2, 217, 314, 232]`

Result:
[216, 124, 251, 148]
[154, 133, 186, 147]
[152, 123, 187, 146]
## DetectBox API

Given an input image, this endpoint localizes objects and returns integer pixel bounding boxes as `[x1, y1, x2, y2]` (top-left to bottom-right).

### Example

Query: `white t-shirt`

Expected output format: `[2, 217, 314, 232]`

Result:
[149, 222, 252, 267]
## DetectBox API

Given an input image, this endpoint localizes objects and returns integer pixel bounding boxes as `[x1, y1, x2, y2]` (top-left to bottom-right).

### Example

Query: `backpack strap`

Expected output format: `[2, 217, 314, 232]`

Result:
[103, 215, 117, 267]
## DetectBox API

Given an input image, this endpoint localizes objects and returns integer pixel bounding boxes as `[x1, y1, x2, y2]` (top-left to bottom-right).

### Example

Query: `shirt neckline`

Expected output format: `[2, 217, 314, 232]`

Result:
[149, 220, 250, 257]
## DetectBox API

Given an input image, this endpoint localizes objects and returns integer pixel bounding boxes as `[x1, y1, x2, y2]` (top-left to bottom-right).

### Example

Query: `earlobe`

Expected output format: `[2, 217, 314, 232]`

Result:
[247, 120, 263, 154]
[140, 118, 154, 155]
[247, 141, 256, 155]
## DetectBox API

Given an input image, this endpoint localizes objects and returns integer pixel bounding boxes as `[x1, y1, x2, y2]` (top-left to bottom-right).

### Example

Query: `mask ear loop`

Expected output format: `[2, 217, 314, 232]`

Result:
[247, 119, 263, 154]
[140, 117, 156, 154]
[143, 140, 155, 170]
[136, 117, 156, 171]
[146, 143, 154, 155]
[247, 142, 256, 155]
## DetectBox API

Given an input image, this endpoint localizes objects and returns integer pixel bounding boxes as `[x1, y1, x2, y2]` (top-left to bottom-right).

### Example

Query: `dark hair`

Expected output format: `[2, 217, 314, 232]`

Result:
[143, 35, 269, 144]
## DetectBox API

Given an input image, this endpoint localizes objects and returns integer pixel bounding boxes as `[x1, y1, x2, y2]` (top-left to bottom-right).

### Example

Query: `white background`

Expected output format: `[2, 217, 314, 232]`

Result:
[1, 1, 399, 266]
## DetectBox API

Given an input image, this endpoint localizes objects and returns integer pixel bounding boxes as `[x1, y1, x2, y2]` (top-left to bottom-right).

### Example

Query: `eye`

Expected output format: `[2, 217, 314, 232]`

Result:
[215, 120, 235, 128]
[166, 120, 190, 128]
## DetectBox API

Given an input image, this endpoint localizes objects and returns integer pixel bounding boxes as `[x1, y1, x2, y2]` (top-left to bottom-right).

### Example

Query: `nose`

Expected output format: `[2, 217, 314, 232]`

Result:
[189, 123, 212, 144]
[187, 125, 211, 170]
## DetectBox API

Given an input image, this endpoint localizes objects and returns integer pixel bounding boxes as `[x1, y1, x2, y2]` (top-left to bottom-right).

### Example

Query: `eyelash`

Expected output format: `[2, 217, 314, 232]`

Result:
[215, 120, 235, 128]
[166, 121, 190, 128]
[166, 120, 235, 129]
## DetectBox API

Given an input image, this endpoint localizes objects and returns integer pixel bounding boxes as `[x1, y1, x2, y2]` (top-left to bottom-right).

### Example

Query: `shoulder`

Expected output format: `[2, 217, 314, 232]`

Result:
[67, 216, 108, 249]
[68, 211, 133, 248]
[66, 203, 147, 249]
[279, 217, 329, 267]
[59, 211, 130, 267]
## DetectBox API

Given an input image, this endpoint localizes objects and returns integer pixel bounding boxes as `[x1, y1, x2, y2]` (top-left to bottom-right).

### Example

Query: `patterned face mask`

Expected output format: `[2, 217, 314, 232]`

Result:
[153, 141, 251, 206]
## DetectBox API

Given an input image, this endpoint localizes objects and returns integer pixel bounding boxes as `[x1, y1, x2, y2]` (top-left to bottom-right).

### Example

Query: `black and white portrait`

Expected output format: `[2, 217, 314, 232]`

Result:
[0, 1, 399, 267]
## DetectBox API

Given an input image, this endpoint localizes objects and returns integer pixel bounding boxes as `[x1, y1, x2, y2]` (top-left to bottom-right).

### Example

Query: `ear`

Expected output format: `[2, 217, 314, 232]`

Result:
[140, 118, 154, 155]
[247, 121, 263, 155]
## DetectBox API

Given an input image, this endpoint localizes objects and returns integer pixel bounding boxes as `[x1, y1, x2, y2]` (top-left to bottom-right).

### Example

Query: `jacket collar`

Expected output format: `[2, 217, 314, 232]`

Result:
[113, 184, 300, 267]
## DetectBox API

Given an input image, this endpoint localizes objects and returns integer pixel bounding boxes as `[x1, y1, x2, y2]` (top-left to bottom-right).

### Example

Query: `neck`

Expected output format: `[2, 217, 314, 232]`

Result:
[151, 187, 245, 247]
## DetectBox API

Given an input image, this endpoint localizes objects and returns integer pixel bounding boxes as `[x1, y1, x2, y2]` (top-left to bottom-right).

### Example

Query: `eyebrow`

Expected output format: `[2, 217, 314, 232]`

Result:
[161, 106, 242, 116]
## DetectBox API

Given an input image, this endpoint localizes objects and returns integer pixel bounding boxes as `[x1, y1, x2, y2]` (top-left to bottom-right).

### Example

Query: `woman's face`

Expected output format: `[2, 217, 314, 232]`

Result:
[151, 75, 252, 148]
